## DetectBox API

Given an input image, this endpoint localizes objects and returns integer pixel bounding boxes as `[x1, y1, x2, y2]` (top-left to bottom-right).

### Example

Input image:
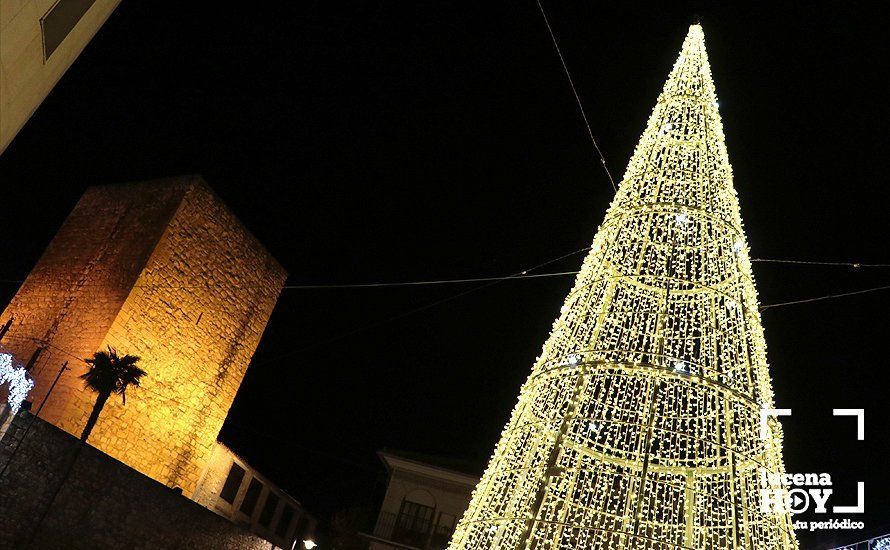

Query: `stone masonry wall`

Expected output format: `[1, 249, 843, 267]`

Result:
[87, 177, 287, 495]
[0, 411, 270, 549]
[0, 176, 287, 496]
[0, 181, 190, 429]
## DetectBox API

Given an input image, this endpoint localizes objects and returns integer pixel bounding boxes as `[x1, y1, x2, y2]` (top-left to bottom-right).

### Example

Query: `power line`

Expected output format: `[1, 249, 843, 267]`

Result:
[534, 0, 617, 193]
[257, 278, 890, 366]
[0, 335, 87, 378]
[0, 273, 577, 290]
[282, 271, 580, 289]
[751, 258, 890, 268]
[759, 284, 890, 311]
[2, 257, 890, 291]
[6, 277, 890, 449]
[251, 245, 593, 366]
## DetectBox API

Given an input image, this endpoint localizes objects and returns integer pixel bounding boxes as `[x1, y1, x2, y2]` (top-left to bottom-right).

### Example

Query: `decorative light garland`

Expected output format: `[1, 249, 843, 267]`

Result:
[450, 25, 797, 549]
[0, 351, 33, 413]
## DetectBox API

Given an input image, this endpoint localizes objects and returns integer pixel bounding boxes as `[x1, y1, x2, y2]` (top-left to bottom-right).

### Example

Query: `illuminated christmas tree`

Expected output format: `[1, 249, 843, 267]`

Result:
[450, 25, 798, 549]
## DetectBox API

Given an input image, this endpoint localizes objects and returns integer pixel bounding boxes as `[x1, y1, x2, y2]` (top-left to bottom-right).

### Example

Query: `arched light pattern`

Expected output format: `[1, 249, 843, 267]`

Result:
[450, 25, 798, 549]
[0, 351, 33, 413]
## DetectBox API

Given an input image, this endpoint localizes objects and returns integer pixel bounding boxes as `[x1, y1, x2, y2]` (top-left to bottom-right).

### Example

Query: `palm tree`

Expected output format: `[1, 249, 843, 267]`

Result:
[80, 347, 146, 442]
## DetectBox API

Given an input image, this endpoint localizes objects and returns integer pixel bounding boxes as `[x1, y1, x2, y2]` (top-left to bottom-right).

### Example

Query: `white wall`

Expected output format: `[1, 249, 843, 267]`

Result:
[0, 0, 122, 154]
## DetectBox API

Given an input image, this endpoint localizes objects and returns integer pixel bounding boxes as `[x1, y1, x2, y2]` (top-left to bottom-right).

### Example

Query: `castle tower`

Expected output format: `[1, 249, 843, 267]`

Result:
[0, 175, 286, 495]
[449, 26, 798, 549]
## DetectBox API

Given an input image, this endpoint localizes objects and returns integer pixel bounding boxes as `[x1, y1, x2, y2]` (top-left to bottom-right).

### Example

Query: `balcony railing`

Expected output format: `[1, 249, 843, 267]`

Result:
[372, 511, 455, 550]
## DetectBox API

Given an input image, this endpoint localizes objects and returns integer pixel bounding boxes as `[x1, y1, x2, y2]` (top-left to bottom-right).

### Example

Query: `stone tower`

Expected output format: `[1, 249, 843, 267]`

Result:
[449, 26, 797, 549]
[0, 175, 286, 495]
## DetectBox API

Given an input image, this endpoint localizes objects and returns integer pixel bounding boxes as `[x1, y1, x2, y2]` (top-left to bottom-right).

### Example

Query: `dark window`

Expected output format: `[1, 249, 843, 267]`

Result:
[40, 0, 98, 59]
[397, 500, 434, 533]
[259, 492, 280, 527]
[220, 463, 245, 503]
[275, 504, 295, 538]
[393, 500, 435, 547]
[239, 478, 264, 516]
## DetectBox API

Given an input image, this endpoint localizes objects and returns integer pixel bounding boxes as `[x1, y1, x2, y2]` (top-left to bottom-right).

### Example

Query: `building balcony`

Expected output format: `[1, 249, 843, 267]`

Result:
[367, 511, 454, 550]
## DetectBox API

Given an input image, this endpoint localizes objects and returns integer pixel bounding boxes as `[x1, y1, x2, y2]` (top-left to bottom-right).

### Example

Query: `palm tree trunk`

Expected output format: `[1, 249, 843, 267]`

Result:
[80, 391, 110, 441]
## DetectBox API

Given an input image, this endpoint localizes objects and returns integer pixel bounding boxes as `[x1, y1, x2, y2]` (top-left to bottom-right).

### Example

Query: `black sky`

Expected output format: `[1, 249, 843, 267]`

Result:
[1, 2, 888, 548]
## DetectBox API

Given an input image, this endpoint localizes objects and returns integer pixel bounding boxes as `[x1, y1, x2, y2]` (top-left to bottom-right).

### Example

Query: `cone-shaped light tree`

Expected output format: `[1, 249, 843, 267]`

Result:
[449, 25, 797, 549]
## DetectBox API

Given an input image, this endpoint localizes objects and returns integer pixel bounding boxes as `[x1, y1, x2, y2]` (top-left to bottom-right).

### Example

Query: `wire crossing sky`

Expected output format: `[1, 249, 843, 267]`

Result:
[450, 25, 797, 549]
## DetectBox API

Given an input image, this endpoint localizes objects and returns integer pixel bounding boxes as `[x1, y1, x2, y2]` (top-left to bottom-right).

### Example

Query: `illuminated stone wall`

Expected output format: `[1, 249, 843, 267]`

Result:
[0, 175, 286, 495]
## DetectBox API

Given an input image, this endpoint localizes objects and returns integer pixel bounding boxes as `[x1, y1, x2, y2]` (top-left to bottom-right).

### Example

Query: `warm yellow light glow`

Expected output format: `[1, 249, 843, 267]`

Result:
[449, 25, 797, 549]
[0, 178, 286, 497]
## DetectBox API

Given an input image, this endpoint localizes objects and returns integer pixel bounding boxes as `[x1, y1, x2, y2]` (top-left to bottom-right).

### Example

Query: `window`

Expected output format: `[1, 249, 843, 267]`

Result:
[259, 492, 280, 527]
[276, 504, 295, 538]
[220, 463, 245, 504]
[393, 499, 435, 547]
[239, 478, 264, 516]
[396, 500, 434, 534]
[41, 0, 98, 60]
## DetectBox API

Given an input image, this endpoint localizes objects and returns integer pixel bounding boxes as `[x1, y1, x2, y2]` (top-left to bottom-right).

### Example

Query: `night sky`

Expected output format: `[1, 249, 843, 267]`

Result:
[1, 3, 888, 548]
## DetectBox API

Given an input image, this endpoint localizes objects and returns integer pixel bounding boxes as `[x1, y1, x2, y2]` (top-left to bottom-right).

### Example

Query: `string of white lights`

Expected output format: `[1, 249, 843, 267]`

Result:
[0, 351, 34, 413]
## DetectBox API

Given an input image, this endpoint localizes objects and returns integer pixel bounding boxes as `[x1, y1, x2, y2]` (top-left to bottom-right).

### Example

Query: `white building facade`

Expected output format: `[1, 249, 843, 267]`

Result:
[365, 450, 479, 550]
